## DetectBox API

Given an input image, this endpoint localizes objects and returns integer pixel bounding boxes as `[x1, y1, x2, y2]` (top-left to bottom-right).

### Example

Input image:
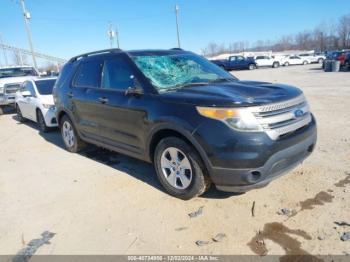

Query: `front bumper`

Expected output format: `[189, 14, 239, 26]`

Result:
[43, 108, 58, 127]
[0, 94, 16, 106]
[193, 115, 317, 192]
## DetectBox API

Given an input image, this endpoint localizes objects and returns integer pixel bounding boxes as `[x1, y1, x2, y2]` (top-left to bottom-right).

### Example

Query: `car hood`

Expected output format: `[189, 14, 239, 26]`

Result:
[159, 80, 302, 107]
[0, 76, 37, 86]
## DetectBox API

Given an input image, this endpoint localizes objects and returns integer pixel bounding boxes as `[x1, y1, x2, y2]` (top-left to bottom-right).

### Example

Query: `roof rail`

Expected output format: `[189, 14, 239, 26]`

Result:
[170, 48, 183, 51]
[68, 48, 122, 63]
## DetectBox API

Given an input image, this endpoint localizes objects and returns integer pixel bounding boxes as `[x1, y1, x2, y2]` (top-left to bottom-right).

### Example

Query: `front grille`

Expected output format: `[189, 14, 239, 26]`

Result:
[4, 83, 21, 95]
[250, 94, 312, 140]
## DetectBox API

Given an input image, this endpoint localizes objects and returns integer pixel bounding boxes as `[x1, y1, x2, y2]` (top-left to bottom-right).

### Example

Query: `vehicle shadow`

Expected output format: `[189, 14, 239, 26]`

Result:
[308, 67, 323, 71]
[12, 115, 238, 200]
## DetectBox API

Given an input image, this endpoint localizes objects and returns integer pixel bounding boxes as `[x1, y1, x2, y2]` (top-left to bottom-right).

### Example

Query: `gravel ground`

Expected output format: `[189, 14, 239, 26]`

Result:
[0, 64, 349, 258]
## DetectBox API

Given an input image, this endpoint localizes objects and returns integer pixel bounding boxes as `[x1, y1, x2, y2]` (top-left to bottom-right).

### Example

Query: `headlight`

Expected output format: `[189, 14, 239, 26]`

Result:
[196, 106, 263, 131]
[42, 104, 55, 110]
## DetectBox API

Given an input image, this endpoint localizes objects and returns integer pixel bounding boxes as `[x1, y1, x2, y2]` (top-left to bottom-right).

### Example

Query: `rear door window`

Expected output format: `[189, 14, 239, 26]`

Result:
[74, 59, 103, 88]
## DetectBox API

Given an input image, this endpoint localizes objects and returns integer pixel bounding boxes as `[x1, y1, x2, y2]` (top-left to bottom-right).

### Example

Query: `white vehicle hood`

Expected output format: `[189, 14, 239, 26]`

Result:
[0, 76, 37, 86]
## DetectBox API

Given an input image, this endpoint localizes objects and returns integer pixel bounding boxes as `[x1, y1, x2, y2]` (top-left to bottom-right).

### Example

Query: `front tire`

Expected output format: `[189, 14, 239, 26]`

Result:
[272, 62, 280, 68]
[37, 110, 49, 133]
[284, 62, 289, 66]
[60, 115, 86, 153]
[303, 61, 308, 65]
[318, 58, 324, 64]
[248, 64, 256, 70]
[154, 137, 211, 200]
[0, 106, 4, 115]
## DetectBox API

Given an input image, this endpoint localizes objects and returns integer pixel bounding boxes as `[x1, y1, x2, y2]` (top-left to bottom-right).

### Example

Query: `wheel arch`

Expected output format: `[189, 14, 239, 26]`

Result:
[147, 126, 211, 175]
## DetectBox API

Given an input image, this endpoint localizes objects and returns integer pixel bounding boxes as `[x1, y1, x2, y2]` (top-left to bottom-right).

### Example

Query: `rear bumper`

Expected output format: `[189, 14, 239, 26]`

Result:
[193, 115, 317, 192]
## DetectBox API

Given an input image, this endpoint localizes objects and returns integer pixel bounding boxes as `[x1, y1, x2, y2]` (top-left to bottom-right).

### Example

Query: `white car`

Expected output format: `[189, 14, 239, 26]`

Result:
[254, 55, 281, 68]
[281, 55, 309, 66]
[15, 77, 58, 132]
[298, 53, 326, 64]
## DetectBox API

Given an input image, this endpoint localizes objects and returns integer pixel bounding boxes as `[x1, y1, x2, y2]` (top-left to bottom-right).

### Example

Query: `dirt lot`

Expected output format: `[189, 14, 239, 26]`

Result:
[0, 64, 349, 257]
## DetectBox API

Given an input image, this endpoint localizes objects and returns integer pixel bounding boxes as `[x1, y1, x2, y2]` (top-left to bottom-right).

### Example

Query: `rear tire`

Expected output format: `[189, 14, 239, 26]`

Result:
[0, 106, 4, 115]
[37, 110, 49, 133]
[318, 58, 324, 64]
[303, 61, 308, 65]
[60, 115, 86, 153]
[284, 62, 289, 66]
[272, 62, 280, 68]
[16, 104, 26, 122]
[154, 137, 211, 200]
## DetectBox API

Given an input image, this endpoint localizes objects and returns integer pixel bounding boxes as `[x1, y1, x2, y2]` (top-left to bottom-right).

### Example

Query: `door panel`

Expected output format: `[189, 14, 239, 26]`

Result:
[69, 57, 104, 142]
[26, 97, 37, 121]
[70, 88, 106, 142]
[97, 54, 148, 156]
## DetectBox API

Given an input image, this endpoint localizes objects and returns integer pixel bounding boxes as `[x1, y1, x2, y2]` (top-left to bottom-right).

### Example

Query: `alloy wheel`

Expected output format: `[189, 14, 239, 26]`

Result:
[62, 121, 75, 148]
[160, 147, 192, 190]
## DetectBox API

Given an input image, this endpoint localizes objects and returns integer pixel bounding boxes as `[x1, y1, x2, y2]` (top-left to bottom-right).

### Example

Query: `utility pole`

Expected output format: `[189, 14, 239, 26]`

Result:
[175, 5, 181, 48]
[0, 33, 8, 66]
[115, 26, 120, 49]
[107, 22, 115, 48]
[20, 0, 38, 69]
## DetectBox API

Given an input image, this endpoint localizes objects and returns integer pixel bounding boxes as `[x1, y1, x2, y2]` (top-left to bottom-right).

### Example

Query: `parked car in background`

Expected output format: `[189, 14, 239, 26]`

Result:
[322, 51, 349, 69]
[211, 55, 257, 70]
[15, 77, 58, 132]
[54, 48, 316, 200]
[254, 55, 281, 68]
[281, 55, 309, 66]
[0, 66, 39, 114]
[298, 53, 325, 64]
[344, 53, 350, 70]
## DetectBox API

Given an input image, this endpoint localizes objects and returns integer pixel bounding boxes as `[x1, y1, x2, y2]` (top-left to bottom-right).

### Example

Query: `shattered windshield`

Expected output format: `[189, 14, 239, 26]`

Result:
[132, 53, 236, 91]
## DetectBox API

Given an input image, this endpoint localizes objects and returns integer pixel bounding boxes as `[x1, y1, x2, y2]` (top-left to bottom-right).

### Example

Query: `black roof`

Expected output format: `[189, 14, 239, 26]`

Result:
[68, 48, 187, 63]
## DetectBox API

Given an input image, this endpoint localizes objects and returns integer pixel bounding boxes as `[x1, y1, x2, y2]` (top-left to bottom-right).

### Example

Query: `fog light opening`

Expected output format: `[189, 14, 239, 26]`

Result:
[249, 171, 262, 182]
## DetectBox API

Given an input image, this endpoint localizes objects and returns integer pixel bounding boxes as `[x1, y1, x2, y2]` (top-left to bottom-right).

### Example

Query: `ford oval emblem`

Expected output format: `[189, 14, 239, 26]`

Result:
[294, 109, 304, 118]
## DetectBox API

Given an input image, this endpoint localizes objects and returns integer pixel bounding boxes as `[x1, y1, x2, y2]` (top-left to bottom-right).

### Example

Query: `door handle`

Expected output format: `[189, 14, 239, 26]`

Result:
[67, 92, 73, 98]
[98, 97, 108, 104]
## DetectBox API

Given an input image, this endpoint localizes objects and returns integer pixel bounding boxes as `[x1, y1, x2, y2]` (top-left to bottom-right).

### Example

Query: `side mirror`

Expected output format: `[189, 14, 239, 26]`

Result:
[125, 75, 143, 96]
[21, 90, 32, 97]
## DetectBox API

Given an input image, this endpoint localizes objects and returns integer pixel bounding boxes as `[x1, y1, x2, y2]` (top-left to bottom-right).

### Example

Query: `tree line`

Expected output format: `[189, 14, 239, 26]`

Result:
[201, 13, 350, 57]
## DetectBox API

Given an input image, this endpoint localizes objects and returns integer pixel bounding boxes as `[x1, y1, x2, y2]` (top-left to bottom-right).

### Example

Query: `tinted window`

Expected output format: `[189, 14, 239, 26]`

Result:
[256, 56, 265, 59]
[101, 57, 135, 90]
[74, 60, 103, 88]
[35, 79, 56, 95]
[0, 67, 38, 79]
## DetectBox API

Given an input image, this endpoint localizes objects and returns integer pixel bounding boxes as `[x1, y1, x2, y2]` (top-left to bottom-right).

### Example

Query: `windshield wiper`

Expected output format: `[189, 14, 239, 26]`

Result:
[210, 77, 236, 83]
[165, 82, 210, 91]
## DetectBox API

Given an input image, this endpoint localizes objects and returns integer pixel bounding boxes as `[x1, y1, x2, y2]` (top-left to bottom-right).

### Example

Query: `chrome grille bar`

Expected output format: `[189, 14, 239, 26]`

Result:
[249, 94, 312, 140]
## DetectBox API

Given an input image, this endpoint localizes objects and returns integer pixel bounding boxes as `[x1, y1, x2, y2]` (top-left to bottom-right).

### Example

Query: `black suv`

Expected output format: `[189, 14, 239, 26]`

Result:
[53, 49, 317, 199]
